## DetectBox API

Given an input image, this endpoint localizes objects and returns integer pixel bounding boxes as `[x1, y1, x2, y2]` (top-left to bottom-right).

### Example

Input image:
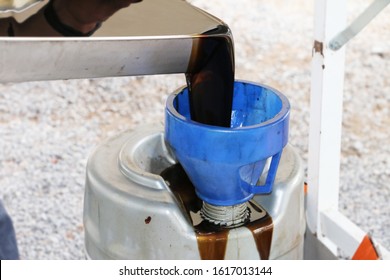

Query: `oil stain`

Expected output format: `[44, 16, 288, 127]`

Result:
[161, 163, 273, 260]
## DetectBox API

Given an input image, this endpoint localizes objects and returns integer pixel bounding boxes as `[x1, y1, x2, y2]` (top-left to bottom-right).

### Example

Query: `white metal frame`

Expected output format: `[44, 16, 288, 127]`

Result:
[307, 0, 390, 259]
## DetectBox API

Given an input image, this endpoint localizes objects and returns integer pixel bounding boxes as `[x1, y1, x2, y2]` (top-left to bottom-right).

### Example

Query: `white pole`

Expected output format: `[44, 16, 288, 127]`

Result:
[307, 0, 346, 255]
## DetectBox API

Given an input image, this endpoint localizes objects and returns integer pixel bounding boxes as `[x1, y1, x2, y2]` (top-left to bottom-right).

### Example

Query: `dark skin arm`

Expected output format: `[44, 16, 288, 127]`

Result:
[0, 0, 142, 36]
[52, 0, 142, 34]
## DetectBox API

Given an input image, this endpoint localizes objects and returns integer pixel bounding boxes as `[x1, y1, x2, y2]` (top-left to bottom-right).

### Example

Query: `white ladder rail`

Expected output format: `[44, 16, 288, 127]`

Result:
[307, 0, 389, 259]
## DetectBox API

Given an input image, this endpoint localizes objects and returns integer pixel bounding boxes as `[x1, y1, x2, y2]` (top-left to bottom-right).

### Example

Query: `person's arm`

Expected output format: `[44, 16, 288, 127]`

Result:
[51, 0, 141, 35]
[0, 17, 17, 36]
[0, 0, 142, 37]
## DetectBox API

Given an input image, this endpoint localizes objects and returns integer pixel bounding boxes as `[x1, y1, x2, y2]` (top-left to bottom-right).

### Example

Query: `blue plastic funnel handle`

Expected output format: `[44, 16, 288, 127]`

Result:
[165, 80, 290, 206]
[241, 151, 282, 195]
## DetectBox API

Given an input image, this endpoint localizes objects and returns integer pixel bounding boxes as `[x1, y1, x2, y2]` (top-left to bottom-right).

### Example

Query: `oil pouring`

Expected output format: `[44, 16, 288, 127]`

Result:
[83, 1, 305, 260]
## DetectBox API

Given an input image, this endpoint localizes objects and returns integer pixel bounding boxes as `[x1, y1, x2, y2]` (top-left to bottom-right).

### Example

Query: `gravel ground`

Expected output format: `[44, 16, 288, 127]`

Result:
[0, 0, 389, 259]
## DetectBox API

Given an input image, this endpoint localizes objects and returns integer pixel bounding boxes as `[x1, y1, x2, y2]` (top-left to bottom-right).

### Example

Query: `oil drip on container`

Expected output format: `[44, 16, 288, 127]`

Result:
[161, 163, 274, 260]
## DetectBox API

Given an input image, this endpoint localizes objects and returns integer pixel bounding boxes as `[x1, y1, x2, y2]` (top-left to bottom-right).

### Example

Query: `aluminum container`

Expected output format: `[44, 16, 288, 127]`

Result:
[84, 125, 305, 259]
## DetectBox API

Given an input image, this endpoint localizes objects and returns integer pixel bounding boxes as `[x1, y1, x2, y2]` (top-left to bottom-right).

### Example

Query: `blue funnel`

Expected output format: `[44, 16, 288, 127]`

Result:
[165, 81, 290, 206]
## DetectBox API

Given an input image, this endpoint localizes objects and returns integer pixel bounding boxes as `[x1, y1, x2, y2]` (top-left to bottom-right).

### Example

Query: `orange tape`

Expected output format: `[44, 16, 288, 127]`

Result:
[304, 182, 308, 195]
[352, 234, 379, 260]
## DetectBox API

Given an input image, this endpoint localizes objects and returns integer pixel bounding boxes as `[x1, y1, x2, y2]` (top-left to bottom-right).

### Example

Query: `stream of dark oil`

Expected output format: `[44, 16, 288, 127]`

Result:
[185, 25, 235, 127]
[161, 164, 274, 260]
[172, 25, 273, 259]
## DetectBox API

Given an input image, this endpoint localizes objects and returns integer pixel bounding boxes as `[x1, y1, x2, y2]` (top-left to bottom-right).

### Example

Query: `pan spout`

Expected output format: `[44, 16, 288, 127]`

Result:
[0, 0, 232, 82]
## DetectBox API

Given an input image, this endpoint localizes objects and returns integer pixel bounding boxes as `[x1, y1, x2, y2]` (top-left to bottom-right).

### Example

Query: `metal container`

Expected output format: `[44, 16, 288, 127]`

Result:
[84, 125, 306, 259]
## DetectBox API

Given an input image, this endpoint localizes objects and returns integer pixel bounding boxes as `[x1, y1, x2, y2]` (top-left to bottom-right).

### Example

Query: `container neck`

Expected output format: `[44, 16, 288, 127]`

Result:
[200, 202, 250, 228]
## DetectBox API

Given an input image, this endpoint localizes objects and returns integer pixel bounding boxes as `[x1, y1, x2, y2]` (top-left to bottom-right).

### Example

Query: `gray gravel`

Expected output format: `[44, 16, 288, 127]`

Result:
[0, 0, 389, 259]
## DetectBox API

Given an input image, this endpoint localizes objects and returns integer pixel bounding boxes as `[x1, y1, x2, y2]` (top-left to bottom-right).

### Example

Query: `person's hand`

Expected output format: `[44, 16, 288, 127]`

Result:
[52, 0, 142, 34]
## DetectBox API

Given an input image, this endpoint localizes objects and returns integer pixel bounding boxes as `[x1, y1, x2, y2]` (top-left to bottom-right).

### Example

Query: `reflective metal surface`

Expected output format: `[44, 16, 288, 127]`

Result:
[95, 0, 223, 36]
[0, 0, 230, 82]
[0, 0, 42, 12]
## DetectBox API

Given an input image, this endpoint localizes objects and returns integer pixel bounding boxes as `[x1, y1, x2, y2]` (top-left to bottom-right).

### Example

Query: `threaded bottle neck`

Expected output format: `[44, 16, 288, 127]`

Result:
[200, 202, 250, 228]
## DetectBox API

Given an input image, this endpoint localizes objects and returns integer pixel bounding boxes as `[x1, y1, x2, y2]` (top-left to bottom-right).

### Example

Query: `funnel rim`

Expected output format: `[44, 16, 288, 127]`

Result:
[166, 80, 290, 131]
